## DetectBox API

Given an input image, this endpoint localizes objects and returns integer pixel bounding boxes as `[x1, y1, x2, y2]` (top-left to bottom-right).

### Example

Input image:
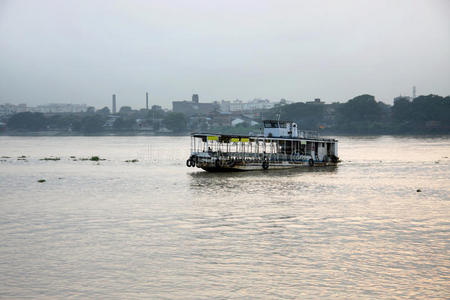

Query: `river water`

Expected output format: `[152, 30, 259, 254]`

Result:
[0, 136, 449, 299]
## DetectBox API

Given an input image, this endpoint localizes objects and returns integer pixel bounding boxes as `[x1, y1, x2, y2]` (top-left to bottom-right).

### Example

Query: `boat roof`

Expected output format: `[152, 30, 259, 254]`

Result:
[263, 120, 294, 123]
[191, 132, 337, 142]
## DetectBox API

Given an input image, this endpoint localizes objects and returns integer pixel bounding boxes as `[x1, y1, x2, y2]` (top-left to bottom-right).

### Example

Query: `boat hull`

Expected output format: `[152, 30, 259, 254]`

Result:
[197, 161, 338, 172]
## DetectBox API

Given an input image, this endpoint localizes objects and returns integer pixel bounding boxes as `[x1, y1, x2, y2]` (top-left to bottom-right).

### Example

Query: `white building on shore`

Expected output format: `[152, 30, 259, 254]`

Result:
[31, 103, 88, 113]
[0, 102, 88, 116]
[0, 103, 27, 116]
[220, 98, 275, 113]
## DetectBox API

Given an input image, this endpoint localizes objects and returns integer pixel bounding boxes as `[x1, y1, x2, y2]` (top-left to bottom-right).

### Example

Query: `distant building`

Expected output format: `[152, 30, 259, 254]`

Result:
[112, 94, 117, 114]
[119, 106, 133, 115]
[230, 100, 243, 112]
[206, 111, 232, 128]
[231, 117, 259, 127]
[306, 98, 324, 105]
[244, 98, 273, 111]
[393, 96, 412, 104]
[32, 103, 87, 113]
[172, 94, 218, 117]
[225, 98, 274, 113]
[16, 104, 27, 113]
[219, 100, 231, 112]
[97, 106, 110, 115]
[231, 118, 245, 126]
[136, 118, 153, 131]
[0, 102, 90, 116]
[0, 103, 28, 116]
[103, 115, 120, 130]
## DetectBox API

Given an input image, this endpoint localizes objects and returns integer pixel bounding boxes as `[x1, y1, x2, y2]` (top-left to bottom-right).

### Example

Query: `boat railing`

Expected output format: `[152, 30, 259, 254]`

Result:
[297, 130, 319, 139]
[195, 151, 312, 163]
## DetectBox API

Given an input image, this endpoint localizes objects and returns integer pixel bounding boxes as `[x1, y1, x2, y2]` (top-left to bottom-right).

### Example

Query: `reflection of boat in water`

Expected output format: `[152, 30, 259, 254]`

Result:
[186, 120, 340, 172]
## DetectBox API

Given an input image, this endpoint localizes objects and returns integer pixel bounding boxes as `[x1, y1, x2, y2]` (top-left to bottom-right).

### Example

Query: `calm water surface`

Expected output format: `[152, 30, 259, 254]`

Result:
[0, 136, 449, 299]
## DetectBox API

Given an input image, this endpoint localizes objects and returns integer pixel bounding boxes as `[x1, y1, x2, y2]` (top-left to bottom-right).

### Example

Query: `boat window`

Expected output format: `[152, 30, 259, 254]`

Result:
[264, 121, 279, 128]
[263, 121, 288, 128]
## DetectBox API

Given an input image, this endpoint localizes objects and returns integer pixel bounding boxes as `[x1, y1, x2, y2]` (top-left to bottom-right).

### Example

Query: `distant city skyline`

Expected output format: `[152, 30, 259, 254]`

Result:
[0, 96, 286, 113]
[0, 0, 449, 108]
[0, 90, 433, 112]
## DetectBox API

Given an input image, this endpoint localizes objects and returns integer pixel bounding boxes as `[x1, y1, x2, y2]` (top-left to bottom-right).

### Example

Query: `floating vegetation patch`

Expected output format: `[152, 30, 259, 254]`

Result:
[70, 156, 76, 158]
[1, 156, 10, 158]
[40, 157, 60, 161]
[125, 159, 139, 163]
[37, 179, 46, 183]
[79, 156, 105, 161]
[18, 155, 26, 158]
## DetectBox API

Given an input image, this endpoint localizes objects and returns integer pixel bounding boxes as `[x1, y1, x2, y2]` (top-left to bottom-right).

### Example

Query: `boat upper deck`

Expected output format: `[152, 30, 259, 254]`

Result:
[191, 132, 338, 143]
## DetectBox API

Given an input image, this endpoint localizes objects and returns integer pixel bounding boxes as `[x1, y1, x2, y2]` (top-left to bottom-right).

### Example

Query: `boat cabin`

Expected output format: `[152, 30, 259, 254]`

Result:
[263, 120, 298, 138]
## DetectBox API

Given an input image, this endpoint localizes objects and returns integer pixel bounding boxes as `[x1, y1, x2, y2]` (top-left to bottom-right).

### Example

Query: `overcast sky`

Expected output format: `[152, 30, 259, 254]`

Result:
[0, 0, 449, 109]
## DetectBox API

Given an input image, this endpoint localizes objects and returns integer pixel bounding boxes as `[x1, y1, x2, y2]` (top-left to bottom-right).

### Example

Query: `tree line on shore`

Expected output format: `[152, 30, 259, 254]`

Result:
[2, 94, 449, 135]
[265, 94, 449, 134]
[3, 105, 183, 134]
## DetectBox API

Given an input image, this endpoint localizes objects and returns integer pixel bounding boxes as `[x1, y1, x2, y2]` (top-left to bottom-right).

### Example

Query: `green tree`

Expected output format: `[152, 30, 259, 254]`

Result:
[411, 95, 449, 123]
[337, 94, 383, 122]
[7, 112, 47, 131]
[81, 115, 105, 133]
[265, 102, 326, 130]
[96, 106, 111, 115]
[147, 107, 165, 119]
[163, 112, 187, 133]
[46, 114, 83, 130]
[335, 94, 388, 133]
[392, 97, 412, 123]
[113, 117, 135, 130]
[391, 95, 450, 133]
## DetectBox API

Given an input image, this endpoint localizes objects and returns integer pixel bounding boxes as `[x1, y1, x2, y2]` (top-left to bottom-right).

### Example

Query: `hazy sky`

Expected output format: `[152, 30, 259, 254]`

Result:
[0, 0, 449, 109]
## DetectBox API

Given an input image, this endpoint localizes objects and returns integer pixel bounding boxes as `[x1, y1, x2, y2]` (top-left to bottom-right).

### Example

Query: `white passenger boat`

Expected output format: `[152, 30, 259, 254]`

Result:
[186, 120, 339, 172]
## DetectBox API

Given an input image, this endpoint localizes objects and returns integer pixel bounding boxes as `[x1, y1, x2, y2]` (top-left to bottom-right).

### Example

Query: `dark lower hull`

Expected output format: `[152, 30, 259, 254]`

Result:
[198, 162, 339, 172]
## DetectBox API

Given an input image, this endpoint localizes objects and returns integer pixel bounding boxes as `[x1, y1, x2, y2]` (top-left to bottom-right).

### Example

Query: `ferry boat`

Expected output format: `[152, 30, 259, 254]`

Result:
[186, 120, 339, 172]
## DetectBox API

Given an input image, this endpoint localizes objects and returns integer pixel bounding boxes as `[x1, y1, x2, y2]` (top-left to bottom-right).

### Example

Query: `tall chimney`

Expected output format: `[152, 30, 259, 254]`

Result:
[112, 94, 117, 114]
[146, 92, 149, 110]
